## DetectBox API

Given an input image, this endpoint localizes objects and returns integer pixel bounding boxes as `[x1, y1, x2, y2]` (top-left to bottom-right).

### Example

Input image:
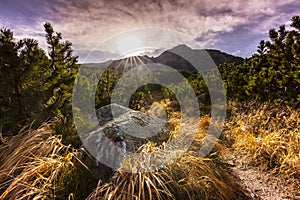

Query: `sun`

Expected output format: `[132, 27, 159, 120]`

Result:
[116, 34, 146, 57]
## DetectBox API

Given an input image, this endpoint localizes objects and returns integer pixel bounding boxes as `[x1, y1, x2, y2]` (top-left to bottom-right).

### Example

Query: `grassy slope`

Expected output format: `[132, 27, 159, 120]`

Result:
[0, 101, 299, 199]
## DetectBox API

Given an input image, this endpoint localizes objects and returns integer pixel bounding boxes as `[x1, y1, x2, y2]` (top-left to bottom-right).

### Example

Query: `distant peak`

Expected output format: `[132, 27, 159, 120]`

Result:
[169, 44, 193, 51]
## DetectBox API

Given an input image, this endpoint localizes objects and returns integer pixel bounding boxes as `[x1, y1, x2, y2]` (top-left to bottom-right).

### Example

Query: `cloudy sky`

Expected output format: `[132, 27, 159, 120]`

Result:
[1, 0, 299, 62]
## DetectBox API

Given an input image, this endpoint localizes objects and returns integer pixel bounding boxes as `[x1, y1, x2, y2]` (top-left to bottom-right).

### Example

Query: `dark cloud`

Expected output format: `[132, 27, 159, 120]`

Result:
[0, 0, 299, 62]
[198, 7, 234, 17]
[278, 2, 300, 17]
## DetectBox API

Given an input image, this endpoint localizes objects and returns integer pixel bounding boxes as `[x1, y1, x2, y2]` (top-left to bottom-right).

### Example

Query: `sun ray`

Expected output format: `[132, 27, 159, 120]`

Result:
[123, 57, 129, 73]
[136, 56, 151, 73]
[132, 56, 137, 66]
[130, 56, 133, 69]
[114, 59, 125, 71]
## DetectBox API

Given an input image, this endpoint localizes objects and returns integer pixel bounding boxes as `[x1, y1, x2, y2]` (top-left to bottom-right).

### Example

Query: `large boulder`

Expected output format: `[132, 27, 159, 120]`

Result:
[80, 103, 171, 177]
[92, 103, 171, 152]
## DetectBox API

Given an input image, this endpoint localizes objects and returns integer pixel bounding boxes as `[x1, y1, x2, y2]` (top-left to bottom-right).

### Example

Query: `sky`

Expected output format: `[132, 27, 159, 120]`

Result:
[0, 0, 299, 63]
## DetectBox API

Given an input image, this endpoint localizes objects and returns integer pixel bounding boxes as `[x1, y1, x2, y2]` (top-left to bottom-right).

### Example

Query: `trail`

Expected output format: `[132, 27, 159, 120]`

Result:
[222, 149, 300, 200]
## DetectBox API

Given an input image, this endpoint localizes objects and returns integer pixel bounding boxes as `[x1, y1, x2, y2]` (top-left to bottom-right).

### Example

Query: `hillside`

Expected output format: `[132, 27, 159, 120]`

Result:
[84, 44, 244, 73]
[154, 45, 243, 72]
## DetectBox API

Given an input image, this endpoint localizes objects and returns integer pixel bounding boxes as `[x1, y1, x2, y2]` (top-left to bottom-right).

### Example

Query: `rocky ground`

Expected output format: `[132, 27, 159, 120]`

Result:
[223, 149, 300, 200]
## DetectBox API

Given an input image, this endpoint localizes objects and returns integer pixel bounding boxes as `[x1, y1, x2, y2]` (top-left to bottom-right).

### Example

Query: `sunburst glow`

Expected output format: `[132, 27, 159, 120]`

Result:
[116, 35, 146, 57]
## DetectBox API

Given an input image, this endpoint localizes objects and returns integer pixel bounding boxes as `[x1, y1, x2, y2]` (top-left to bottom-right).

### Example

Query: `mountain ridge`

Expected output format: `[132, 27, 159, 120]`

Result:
[82, 44, 244, 72]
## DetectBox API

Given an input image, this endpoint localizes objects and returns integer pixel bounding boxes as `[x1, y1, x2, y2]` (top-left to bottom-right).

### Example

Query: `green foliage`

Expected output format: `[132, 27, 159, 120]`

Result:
[220, 15, 300, 105]
[188, 72, 208, 96]
[0, 23, 79, 137]
[0, 29, 49, 134]
[1, 15, 299, 136]
[55, 159, 98, 200]
[95, 69, 121, 108]
[52, 116, 81, 148]
[42, 23, 79, 119]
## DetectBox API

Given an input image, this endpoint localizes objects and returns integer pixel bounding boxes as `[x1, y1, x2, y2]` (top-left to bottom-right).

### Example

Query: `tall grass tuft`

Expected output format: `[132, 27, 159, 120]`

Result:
[87, 150, 247, 200]
[0, 121, 78, 199]
[0, 100, 254, 199]
[224, 102, 300, 180]
[87, 100, 249, 200]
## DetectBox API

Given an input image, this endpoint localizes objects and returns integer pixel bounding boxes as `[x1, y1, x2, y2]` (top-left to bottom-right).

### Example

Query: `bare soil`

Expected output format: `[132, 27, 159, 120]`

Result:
[223, 150, 300, 200]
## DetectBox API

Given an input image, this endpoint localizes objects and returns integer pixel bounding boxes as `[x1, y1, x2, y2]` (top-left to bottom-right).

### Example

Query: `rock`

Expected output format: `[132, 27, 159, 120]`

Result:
[80, 103, 172, 174]
[86, 103, 171, 153]
[96, 103, 170, 151]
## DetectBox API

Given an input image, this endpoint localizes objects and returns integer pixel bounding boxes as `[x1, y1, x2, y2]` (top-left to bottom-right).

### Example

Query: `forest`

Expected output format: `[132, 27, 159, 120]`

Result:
[0, 16, 299, 199]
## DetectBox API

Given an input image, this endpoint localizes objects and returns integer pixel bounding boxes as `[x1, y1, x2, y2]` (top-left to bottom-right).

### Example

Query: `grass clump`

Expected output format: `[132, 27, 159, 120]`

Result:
[87, 101, 248, 200]
[87, 151, 246, 200]
[224, 102, 300, 179]
[0, 101, 251, 199]
[0, 120, 97, 200]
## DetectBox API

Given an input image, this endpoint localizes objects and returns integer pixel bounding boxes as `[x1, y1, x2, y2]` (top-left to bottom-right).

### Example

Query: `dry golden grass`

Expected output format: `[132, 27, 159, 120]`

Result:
[0, 100, 254, 200]
[87, 150, 244, 200]
[0, 121, 78, 199]
[224, 102, 300, 179]
[87, 101, 247, 200]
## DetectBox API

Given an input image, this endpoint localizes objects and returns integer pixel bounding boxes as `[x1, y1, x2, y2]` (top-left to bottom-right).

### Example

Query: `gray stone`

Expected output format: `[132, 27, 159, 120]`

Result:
[88, 103, 171, 153]
[80, 103, 172, 175]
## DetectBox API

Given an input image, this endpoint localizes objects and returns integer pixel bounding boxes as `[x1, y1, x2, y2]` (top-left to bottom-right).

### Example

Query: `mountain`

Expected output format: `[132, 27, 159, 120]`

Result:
[154, 45, 244, 72]
[83, 44, 244, 73]
[206, 49, 244, 65]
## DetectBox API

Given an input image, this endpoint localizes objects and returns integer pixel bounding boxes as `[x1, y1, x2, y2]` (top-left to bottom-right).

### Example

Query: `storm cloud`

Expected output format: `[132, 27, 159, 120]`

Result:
[0, 0, 299, 62]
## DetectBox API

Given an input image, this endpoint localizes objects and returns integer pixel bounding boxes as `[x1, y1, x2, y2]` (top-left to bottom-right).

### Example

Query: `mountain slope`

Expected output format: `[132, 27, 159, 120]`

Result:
[154, 45, 243, 72]
[83, 44, 244, 73]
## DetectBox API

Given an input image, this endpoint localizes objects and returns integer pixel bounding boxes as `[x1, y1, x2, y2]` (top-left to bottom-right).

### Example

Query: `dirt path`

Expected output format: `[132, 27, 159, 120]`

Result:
[222, 149, 300, 200]
[233, 165, 299, 200]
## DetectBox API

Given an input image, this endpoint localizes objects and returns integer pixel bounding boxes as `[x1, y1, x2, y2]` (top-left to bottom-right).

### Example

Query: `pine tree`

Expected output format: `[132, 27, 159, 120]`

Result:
[220, 15, 300, 104]
[42, 23, 79, 119]
[0, 29, 49, 134]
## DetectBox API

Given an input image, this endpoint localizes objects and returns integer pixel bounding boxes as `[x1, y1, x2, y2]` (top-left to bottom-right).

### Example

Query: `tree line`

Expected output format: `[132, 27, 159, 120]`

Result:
[219, 16, 300, 105]
[0, 16, 299, 137]
[0, 23, 78, 135]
